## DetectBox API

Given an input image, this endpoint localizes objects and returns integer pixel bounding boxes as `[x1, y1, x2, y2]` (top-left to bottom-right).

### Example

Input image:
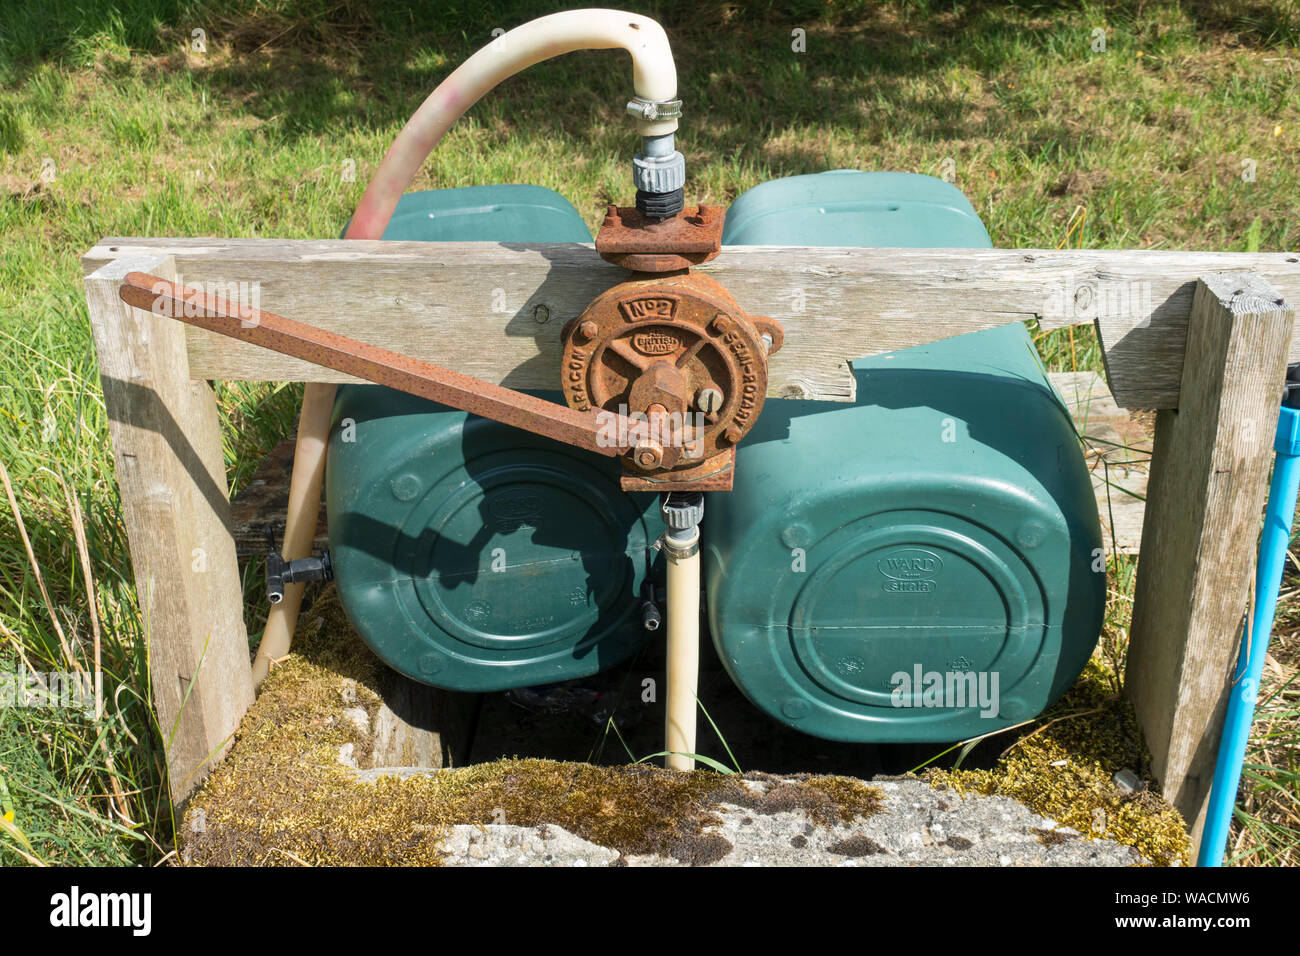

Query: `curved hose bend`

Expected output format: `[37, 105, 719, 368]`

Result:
[252, 10, 679, 687]
[346, 9, 677, 240]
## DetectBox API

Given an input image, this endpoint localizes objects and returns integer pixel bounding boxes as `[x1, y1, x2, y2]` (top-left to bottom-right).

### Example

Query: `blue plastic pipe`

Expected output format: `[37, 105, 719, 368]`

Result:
[1198, 400, 1300, 866]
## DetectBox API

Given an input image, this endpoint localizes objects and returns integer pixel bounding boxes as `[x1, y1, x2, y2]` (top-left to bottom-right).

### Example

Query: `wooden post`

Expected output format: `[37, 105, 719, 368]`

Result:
[1126, 271, 1294, 849]
[85, 256, 254, 804]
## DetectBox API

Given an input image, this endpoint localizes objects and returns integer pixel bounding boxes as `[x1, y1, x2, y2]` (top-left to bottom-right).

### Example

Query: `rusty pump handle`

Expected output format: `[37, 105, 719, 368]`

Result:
[117, 272, 647, 457]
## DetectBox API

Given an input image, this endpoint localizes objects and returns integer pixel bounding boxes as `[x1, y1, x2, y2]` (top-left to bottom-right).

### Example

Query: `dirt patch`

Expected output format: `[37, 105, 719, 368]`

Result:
[827, 834, 887, 857]
[725, 771, 884, 827]
[1046, 169, 1110, 199]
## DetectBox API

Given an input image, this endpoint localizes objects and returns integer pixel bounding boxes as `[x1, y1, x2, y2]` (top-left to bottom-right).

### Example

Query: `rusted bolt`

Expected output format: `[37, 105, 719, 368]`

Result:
[722, 426, 742, 445]
[711, 313, 733, 334]
[533, 304, 551, 324]
[635, 439, 664, 469]
[696, 388, 723, 414]
[578, 320, 600, 341]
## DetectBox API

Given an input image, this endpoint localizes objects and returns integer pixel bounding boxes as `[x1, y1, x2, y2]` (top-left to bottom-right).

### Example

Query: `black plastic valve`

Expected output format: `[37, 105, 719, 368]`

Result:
[264, 525, 333, 604]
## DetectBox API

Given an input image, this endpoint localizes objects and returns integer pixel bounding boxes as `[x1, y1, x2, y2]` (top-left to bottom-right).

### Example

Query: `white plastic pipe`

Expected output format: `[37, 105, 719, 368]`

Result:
[252, 10, 680, 688]
[664, 527, 700, 771]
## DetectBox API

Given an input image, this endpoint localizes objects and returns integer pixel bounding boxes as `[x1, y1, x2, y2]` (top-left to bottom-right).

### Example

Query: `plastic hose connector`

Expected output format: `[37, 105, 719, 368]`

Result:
[661, 491, 704, 531]
[632, 149, 686, 194]
[1276, 405, 1300, 456]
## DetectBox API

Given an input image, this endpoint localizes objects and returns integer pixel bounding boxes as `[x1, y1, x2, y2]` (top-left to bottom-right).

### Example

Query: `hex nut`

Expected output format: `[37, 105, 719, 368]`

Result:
[635, 440, 664, 469]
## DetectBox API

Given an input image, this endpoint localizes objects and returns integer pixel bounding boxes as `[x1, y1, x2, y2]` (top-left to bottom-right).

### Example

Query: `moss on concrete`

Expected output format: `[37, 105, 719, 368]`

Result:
[187, 587, 1177, 866]
[727, 772, 884, 827]
[928, 658, 1191, 866]
[182, 588, 880, 866]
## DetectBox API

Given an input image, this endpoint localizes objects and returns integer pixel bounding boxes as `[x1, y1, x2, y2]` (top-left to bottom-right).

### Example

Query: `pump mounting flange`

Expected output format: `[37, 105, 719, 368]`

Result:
[595, 204, 724, 272]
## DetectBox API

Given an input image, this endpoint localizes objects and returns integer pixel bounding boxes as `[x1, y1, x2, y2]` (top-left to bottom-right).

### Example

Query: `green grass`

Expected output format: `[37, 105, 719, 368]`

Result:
[1, 0, 1298, 865]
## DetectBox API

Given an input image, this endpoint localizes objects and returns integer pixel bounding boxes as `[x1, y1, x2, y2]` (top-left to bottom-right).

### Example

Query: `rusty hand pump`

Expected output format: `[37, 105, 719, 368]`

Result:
[119, 199, 783, 776]
[118, 205, 782, 491]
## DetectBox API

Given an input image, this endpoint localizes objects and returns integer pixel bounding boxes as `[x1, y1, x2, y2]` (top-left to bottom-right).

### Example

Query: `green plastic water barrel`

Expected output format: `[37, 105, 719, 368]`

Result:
[327, 186, 661, 692]
[721, 170, 992, 247]
[344, 184, 595, 243]
[705, 171, 1105, 742]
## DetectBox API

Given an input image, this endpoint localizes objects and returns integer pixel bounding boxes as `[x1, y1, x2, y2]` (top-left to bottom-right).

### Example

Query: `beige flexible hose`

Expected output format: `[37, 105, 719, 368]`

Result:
[345, 9, 677, 241]
[251, 383, 335, 685]
[251, 10, 680, 688]
[664, 527, 700, 771]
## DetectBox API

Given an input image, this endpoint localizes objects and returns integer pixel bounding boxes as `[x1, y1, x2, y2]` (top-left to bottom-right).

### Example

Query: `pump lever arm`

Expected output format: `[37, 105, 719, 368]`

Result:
[118, 272, 631, 457]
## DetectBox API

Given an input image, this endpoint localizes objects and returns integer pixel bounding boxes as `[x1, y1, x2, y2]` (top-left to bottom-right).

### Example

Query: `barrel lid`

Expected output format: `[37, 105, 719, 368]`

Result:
[328, 393, 658, 692]
[712, 506, 1059, 740]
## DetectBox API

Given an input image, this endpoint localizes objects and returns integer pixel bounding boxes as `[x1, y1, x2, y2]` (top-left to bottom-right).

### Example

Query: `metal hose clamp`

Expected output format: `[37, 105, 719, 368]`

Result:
[657, 531, 699, 561]
[626, 97, 683, 121]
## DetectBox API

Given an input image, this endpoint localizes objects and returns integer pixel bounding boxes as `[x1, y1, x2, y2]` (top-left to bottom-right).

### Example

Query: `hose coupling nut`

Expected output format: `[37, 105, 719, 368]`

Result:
[660, 491, 704, 531]
[632, 150, 686, 194]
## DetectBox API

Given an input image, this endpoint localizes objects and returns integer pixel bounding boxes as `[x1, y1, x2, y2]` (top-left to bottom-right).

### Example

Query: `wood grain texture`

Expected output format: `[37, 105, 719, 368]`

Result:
[85, 254, 254, 803]
[230, 439, 329, 557]
[83, 239, 1300, 407]
[1125, 271, 1294, 849]
[369, 670, 476, 769]
[1052, 372, 1152, 554]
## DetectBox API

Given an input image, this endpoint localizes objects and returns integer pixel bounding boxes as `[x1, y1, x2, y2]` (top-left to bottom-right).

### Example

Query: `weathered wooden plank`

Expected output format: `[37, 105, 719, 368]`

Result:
[83, 239, 1300, 408]
[369, 670, 477, 769]
[1052, 372, 1152, 555]
[1125, 271, 1294, 849]
[85, 255, 255, 803]
[230, 439, 329, 558]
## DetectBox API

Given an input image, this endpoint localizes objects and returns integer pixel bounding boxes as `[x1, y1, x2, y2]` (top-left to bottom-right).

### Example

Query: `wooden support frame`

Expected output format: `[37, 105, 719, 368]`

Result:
[85, 254, 254, 804]
[83, 239, 1297, 848]
[84, 239, 1300, 407]
[1126, 271, 1295, 846]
